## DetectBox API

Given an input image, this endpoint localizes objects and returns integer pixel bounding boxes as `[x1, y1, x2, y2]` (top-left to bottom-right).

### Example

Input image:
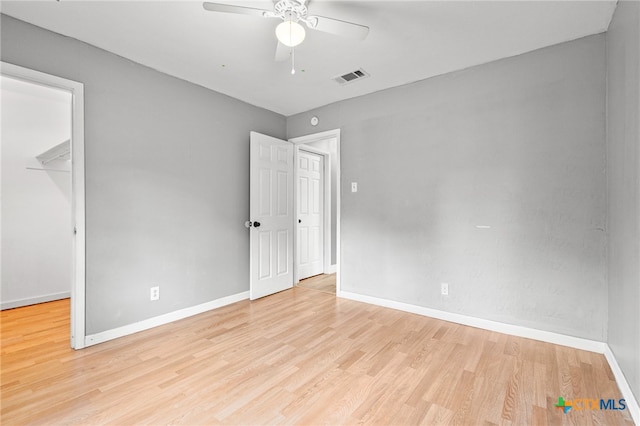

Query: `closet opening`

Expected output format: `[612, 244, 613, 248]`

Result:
[1, 62, 85, 349]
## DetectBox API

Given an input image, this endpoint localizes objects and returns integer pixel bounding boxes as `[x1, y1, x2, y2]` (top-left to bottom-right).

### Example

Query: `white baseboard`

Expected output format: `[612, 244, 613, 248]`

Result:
[84, 291, 249, 347]
[325, 264, 337, 274]
[339, 290, 639, 423]
[604, 345, 640, 425]
[1, 291, 70, 310]
[338, 291, 606, 353]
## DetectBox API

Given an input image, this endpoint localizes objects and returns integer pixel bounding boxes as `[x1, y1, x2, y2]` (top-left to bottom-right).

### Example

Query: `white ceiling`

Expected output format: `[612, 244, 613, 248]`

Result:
[1, 0, 617, 116]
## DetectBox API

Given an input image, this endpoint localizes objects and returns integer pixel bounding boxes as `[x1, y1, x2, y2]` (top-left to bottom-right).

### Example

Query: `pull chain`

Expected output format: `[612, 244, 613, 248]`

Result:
[289, 17, 296, 75]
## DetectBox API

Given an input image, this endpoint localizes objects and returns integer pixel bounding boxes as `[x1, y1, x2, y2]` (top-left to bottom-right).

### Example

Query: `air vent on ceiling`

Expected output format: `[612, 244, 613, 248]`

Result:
[333, 68, 369, 85]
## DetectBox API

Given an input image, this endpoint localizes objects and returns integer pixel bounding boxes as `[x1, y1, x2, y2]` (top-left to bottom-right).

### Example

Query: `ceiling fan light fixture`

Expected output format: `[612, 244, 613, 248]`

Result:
[276, 19, 306, 47]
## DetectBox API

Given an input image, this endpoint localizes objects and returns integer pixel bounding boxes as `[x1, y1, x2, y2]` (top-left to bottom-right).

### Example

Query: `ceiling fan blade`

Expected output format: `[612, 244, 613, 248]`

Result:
[202, 2, 271, 18]
[275, 42, 290, 62]
[306, 15, 369, 41]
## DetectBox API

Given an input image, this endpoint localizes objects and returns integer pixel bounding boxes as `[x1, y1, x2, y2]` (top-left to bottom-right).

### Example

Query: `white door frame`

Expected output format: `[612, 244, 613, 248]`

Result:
[289, 129, 341, 294]
[295, 145, 329, 281]
[1, 62, 86, 349]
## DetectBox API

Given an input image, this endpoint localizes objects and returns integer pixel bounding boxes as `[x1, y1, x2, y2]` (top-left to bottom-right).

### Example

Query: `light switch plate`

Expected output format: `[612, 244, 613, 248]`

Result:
[351, 182, 358, 193]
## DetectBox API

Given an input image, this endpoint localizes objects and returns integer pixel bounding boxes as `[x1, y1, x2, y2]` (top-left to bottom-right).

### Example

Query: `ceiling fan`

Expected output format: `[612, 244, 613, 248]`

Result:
[202, 0, 369, 73]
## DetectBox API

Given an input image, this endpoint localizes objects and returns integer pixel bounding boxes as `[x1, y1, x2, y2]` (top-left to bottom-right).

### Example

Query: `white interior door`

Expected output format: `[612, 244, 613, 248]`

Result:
[297, 150, 324, 280]
[249, 132, 294, 300]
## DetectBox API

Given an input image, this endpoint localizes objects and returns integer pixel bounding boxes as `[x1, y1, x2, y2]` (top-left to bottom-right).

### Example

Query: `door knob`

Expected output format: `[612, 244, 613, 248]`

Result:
[253, 221, 261, 228]
[245, 220, 262, 228]
[298, 219, 302, 223]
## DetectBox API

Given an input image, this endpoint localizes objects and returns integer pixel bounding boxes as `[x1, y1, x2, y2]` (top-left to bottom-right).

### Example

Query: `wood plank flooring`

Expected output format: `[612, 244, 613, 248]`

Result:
[1, 289, 634, 425]
[297, 273, 336, 294]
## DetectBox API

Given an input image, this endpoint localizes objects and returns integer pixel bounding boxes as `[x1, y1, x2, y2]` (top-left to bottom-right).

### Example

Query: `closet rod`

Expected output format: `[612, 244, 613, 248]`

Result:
[26, 167, 70, 173]
[40, 151, 70, 165]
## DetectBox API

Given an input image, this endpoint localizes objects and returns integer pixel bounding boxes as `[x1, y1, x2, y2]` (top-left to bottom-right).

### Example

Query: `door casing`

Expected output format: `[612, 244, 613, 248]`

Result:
[289, 129, 341, 294]
[1, 61, 86, 349]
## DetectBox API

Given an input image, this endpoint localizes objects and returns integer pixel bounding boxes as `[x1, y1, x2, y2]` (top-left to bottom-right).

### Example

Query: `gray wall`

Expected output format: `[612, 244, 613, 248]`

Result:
[1, 15, 286, 334]
[288, 35, 608, 341]
[606, 0, 640, 404]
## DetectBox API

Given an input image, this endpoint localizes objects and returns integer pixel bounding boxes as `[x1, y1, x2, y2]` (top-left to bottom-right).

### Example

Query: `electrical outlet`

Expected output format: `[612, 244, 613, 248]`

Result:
[351, 182, 358, 193]
[150, 286, 160, 301]
[441, 283, 449, 296]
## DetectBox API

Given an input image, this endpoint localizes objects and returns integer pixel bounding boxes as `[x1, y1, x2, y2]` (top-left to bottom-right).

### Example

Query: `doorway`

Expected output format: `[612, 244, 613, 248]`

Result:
[1, 62, 85, 349]
[296, 148, 325, 280]
[290, 129, 341, 295]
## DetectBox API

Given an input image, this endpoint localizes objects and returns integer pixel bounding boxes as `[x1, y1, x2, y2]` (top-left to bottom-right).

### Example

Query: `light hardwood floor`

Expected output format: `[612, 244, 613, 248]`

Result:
[1, 289, 633, 425]
[297, 273, 336, 294]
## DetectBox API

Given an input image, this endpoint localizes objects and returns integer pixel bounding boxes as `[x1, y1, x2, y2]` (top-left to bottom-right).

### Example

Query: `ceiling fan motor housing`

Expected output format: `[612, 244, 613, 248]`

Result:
[273, 0, 310, 24]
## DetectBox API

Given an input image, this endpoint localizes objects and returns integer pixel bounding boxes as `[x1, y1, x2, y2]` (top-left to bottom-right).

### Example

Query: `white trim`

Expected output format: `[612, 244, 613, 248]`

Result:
[297, 144, 328, 156]
[325, 264, 337, 274]
[335, 132, 341, 295]
[604, 345, 640, 425]
[292, 146, 300, 284]
[289, 129, 342, 145]
[1, 62, 86, 350]
[1, 292, 70, 311]
[339, 291, 607, 353]
[85, 291, 249, 347]
[321, 150, 332, 275]
[289, 129, 341, 292]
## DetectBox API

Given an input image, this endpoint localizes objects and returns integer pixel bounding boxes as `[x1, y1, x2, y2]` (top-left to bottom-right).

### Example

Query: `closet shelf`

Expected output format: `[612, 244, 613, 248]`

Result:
[36, 140, 70, 165]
